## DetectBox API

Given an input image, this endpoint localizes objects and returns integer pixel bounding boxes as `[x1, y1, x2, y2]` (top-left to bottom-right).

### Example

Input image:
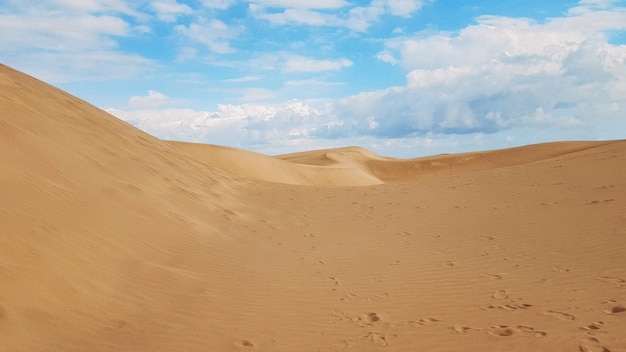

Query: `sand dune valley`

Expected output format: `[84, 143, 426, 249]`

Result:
[1, 64, 626, 351]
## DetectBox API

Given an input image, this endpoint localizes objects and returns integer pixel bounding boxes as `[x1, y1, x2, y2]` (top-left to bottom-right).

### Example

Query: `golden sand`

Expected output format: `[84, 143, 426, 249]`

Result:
[1, 64, 625, 351]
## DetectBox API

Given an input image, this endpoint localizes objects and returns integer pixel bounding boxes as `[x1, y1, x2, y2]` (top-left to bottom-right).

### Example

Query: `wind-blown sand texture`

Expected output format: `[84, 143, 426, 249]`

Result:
[1, 64, 625, 351]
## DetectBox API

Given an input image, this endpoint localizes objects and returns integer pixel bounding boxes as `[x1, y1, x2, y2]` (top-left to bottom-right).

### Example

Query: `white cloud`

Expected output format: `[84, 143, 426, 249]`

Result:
[250, 0, 426, 31]
[128, 90, 177, 108]
[239, 88, 280, 101]
[176, 47, 199, 61]
[283, 55, 353, 72]
[376, 50, 398, 65]
[4, 0, 624, 157]
[569, 0, 620, 14]
[355, 7, 626, 138]
[107, 100, 331, 150]
[176, 19, 239, 54]
[242, 52, 353, 73]
[254, 8, 330, 26]
[222, 76, 263, 83]
[202, 0, 237, 9]
[151, 0, 194, 22]
[0, 13, 129, 51]
[379, 0, 425, 17]
[107, 101, 545, 158]
[14, 0, 142, 17]
[108, 1, 626, 157]
[379, 6, 626, 75]
[342, 4, 386, 32]
[249, 0, 348, 10]
[0, 0, 156, 82]
[134, 25, 153, 34]
[284, 79, 344, 86]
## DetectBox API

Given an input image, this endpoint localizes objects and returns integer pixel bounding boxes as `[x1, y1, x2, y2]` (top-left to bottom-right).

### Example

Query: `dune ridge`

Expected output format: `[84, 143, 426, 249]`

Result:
[169, 142, 384, 186]
[2, 64, 625, 351]
[173, 141, 616, 186]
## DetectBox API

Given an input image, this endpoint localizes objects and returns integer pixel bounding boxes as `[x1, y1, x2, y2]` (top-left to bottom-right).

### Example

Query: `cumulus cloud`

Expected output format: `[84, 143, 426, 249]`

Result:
[249, 0, 348, 10]
[241, 52, 353, 73]
[222, 76, 263, 83]
[250, 0, 426, 31]
[570, 0, 619, 13]
[376, 50, 398, 64]
[283, 55, 353, 72]
[202, 0, 237, 10]
[5, 0, 624, 157]
[107, 100, 331, 150]
[10, 0, 142, 17]
[151, 0, 194, 22]
[239, 88, 280, 101]
[361, 4, 626, 138]
[0, 13, 129, 51]
[128, 90, 178, 108]
[176, 18, 239, 53]
[0, 0, 156, 81]
[107, 100, 528, 157]
[253, 7, 330, 26]
[109, 1, 626, 157]
[379, 0, 426, 17]
[12, 51, 158, 83]
[284, 79, 344, 86]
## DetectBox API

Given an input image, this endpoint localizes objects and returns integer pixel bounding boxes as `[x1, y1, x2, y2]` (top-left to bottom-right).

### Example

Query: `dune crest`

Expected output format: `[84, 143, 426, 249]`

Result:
[170, 142, 384, 186]
[2, 65, 626, 351]
[174, 141, 617, 186]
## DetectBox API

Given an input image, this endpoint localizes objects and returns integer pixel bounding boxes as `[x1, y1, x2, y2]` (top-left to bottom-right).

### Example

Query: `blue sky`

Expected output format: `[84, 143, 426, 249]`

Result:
[1, 0, 626, 157]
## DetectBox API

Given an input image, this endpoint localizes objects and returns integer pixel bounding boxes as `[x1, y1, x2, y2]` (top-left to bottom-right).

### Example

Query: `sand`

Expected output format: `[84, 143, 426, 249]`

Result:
[1, 64, 625, 351]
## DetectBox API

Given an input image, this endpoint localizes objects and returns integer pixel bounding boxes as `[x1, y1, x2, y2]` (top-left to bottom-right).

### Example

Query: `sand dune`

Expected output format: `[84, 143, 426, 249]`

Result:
[1, 64, 625, 351]
[170, 142, 384, 186]
[173, 141, 615, 186]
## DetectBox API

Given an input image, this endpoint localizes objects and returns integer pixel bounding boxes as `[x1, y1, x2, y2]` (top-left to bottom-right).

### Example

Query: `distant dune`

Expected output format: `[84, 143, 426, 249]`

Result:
[1, 64, 625, 351]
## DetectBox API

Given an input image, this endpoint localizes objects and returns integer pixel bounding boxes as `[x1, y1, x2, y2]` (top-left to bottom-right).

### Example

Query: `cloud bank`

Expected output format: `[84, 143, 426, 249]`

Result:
[106, 1, 626, 157]
[1, 0, 625, 157]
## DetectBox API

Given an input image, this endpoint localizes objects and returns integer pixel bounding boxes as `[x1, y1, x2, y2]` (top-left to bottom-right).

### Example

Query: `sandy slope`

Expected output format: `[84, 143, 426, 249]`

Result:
[169, 142, 384, 186]
[1, 64, 625, 351]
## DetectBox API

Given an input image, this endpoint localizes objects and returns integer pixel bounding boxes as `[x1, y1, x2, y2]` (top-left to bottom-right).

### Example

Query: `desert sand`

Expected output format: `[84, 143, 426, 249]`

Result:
[1, 64, 625, 351]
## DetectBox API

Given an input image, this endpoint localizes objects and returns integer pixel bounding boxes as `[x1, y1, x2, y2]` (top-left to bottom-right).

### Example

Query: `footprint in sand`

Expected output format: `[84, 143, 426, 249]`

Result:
[387, 260, 401, 267]
[442, 261, 456, 267]
[597, 276, 625, 288]
[543, 310, 576, 321]
[482, 303, 532, 312]
[481, 273, 505, 280]
[362, 312, 382, 324]
[325, 340, 349, 352]
[326, 276, 340, 285]
[234, 339, 254, 348]
[579, 343, 611, 352]
[586, 199, 615, 205]
[517, 325, 548, 337]
[580, 321, 604, 331]
[486, 325, 547, 337]
[604, 305, 626, 314]
[451, 325, 475, 334]
[360, 332, 396, 347]
[486, 325, 515, 337]
[406, 317, 440, 326]
[339, 293, 359, 302]
[492, 289, 508, 299]
[579, 336, 611, 352]
[341, 312, 385, 327]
